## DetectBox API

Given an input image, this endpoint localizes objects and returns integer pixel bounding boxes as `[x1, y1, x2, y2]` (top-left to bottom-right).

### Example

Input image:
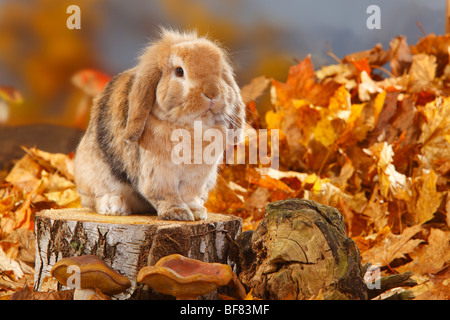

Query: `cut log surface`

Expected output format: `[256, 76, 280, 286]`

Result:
[34, 208, 242, 300]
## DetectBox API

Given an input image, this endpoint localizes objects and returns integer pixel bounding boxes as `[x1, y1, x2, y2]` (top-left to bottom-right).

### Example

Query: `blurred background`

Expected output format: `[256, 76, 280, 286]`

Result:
[0, 0, 445, 128]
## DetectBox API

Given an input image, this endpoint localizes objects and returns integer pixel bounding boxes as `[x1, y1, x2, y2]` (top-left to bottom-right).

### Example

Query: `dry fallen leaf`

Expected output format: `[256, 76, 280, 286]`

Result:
[271, 55, 340, 107]
[22, 147, 75, 182]
[397, 228, 450, 275]
[0, 247, 26, 280]
[361, 225, 423, 267]
[361, 186, 389, 233]
[342, 42, 390, 67]
[418, 97, 450, 171]
[204, 175, 245, 214]
[364, 141, 411, 200]
[10, 284, 74, 300]
[408, 54, 437, 93]
[389, 35, 412, 77]
[4, 155, 42, 193]
[358, 70, 383, 101]
[411, 33, 450, 77]
[315, 63, 357, 91]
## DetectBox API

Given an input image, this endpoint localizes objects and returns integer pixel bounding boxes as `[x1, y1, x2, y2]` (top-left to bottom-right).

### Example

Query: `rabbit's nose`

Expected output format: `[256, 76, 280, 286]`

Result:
[202, 83, 220, 100]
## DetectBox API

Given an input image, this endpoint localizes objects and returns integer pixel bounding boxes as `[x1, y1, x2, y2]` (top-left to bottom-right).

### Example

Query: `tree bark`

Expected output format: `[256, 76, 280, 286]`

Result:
[233, 199, 368, 300]
[34, 208, 242, 300]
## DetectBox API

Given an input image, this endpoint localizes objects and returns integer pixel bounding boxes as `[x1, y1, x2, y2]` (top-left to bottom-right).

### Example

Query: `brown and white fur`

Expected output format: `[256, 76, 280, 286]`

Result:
[74, 29, 245, 221]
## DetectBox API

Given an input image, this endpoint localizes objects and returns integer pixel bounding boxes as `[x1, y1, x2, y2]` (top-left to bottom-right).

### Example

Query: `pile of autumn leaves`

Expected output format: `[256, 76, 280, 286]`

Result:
[0, 33, 449, 299]
[0, 147, 79, 297]
[207, 33, 450, 299]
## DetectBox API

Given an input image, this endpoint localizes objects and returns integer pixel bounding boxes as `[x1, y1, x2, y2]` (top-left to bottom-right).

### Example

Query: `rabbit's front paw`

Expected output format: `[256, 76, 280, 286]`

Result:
[188, 204, 207, 221]
[96, 194, 131, 216]
[158, 204, 195, 221]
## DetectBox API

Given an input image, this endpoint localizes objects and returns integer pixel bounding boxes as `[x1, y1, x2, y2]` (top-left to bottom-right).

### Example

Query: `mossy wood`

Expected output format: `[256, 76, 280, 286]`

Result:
[34, 208, 242, 300]
[233, 199, 369, 300]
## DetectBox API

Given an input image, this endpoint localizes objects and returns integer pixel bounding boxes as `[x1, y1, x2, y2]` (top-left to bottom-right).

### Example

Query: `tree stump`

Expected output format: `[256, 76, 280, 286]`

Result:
[233, 199, 368, 300]
[34, 208, 242, 300]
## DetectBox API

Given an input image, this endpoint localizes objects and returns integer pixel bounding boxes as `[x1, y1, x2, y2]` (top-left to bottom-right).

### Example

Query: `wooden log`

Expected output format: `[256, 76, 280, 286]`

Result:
[367, 271, 417, 300]
[0, 124, 84, 172]
[233, 199, 368, 300]
[33, 208, 242, 300]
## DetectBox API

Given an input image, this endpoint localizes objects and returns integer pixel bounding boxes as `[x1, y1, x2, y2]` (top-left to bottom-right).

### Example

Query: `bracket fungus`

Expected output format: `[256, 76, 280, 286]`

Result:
[51, 255, 131, 300]
[137, 254, 233, 300]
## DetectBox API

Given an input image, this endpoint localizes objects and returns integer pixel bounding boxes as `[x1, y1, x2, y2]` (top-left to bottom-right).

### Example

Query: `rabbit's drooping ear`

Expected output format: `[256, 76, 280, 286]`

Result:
[124, 50, 162, 143]
[223, 66, 246, 131]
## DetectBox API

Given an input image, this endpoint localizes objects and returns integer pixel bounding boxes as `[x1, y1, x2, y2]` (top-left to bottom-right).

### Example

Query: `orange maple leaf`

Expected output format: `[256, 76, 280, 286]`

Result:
[271, 55, 340, 107]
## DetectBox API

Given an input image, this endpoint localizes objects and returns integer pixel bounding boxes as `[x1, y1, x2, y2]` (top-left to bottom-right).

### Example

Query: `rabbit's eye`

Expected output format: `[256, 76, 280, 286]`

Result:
[175, 67, 184, 77]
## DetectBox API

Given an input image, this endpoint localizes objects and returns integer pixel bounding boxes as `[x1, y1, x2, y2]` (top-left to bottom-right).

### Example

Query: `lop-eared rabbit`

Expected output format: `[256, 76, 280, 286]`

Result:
[74, 29, 245, 221]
